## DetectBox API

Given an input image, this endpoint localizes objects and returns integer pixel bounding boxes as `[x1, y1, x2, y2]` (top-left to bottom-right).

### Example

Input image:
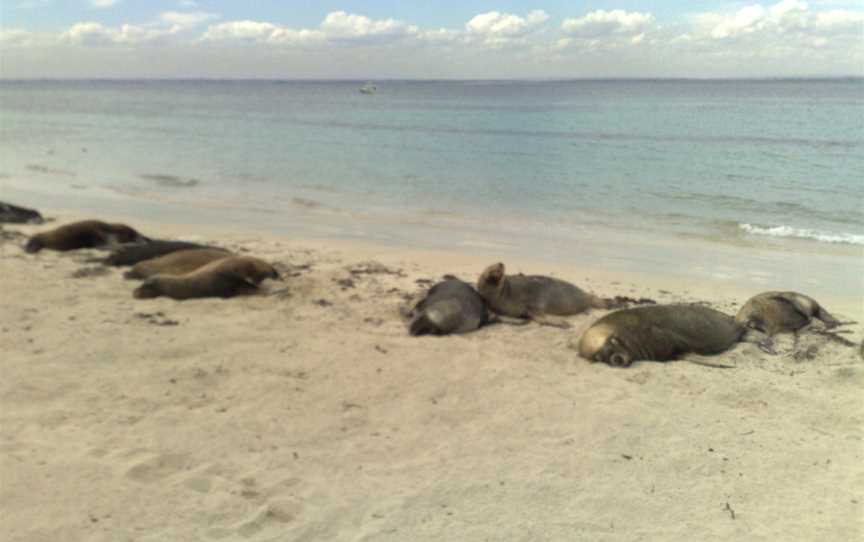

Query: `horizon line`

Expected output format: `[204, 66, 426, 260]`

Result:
[2, 76, 863, 82]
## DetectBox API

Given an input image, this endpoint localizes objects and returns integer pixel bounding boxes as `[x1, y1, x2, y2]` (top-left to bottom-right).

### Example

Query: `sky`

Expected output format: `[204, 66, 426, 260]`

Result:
[1, 1, 862, 78]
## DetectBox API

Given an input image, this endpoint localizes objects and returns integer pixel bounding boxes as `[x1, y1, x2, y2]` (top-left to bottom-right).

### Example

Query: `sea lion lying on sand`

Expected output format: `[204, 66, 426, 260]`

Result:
[123, 248, 232, 280]
[0, 201, 43, 224]
[735, 291, 841, 335]
[101, 240, 219, 266]
[133, 256, 280, 300]
[477, 262, 610, 328]
[578, 304, 743, 367]
[25, 220, 146, 253]
[409, 279, 489, 336]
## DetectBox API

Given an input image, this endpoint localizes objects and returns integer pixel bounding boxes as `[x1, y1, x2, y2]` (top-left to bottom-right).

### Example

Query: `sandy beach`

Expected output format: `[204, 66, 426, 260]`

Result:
[1, 212, 862, 542]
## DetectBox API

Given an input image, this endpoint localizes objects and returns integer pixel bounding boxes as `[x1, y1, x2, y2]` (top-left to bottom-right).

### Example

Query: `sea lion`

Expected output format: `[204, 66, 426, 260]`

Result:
[477, 262, 609, 327]
[578, 304, 743, 367]
[123, 248, 232, 280]
[408, 279, 489, 336]
[735, 291, 841, 336]
[133, 256, 280, 300]
[0, 201, 43, 224]
[101, 240, 218, 266]
[25, 220, 146, 253]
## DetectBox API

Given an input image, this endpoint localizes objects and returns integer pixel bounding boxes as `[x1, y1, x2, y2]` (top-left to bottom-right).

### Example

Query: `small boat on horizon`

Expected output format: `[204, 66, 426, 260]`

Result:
[359, 82, 377, 95]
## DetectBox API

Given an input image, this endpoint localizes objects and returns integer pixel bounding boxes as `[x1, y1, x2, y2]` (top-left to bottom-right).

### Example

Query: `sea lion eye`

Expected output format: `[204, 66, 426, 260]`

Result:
[609, 353, 630, 367]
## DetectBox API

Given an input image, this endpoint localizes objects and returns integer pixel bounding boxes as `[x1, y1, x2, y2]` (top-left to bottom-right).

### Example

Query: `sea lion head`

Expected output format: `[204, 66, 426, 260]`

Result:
[134, 278, 163, 299]
[230, 257, 281, 284]
[24, 235, 45, 253]
[477, 262, 506, 295]
[107, 223, 148, 245]
[578, 323, 634, 367]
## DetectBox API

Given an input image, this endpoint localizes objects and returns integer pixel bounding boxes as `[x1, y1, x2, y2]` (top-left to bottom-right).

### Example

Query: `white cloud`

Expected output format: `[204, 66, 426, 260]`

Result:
[0, 28, 35, 47]
[200, 20, 279, 42]
[160, 11, 219, 29]
[465, 10, 549, 46]
[701, 0, 863, 40]
[320, 11, 418, 42]
[562, 10, 656, 38]
[672, 0, 864, 70]
[814, 9, 864, 31]
[7, 3, 864, 78]
[61, 21, 180, 45]
[200, 20, 325, 45]
[59, 10, 219, 47]
[90, 0, 119, 9]
[201, 11, 419, 46]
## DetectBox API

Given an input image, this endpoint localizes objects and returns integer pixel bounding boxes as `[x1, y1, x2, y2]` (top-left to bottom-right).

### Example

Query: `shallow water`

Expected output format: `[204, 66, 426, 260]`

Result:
[1, 79, 862, 307]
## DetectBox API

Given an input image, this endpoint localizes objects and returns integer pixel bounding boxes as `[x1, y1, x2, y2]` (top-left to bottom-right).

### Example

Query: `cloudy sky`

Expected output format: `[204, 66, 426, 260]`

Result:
[2, 1, 862, 78]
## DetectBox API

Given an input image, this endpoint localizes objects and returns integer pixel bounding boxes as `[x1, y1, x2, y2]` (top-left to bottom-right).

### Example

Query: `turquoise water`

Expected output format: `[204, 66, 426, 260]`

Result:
[1, 79, 862, 247]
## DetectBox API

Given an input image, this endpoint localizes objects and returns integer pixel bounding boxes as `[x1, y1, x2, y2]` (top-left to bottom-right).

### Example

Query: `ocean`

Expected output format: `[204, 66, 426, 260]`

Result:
[1, 79, 862, 303]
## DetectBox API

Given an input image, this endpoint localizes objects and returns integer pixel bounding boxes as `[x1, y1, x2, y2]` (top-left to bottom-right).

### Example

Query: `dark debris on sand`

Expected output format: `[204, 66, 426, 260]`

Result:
[0, 227, 26, 243]
[610, 296, 657, 308]
[134, 312, 179, 326]
[346, 262, 406, 278]
[274, 262, 313, 278]
[70, 266, 112, 279]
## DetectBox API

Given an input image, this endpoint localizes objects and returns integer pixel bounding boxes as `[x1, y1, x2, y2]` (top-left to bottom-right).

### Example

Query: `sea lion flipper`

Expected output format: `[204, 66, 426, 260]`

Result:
[494, 315, 531, 327]
[529, 312, 571, 329]
[814, 306, 842, 328]
[645, 325, 691, 361]
[214, 271, 260, 297]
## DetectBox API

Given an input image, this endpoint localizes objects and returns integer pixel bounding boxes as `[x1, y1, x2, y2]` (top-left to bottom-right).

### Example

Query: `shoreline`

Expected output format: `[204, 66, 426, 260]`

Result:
[3, 183, 863, 319]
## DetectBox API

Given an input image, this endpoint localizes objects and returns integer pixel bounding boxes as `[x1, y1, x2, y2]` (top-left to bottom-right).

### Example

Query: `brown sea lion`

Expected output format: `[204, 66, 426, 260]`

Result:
[123, 248, 232, 280]
[408, 279, 489, 336]
[477, 262, 609, 328]
[25, 220, 146, 253]
[133, 256, 280, 300]
[735, 291, 841, 336]
[101, 239, 218, 266]
[0, 201, 43, 224]
[578, 304, 743, 367]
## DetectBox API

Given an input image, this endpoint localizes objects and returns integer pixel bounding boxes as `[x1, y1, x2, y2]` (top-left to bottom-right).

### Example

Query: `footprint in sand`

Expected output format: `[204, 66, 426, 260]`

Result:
[205, 499, 304, 540]
[126, 452, 190, 483]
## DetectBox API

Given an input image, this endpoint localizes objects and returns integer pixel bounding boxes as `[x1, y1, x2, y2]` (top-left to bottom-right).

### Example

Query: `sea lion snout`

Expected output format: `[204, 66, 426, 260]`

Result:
[480, 262, 506, 285]
[580, 333, 633, 367]
[134, 279, 161, 299]
[24, 237, 43, 253]
[608, 351, 632, 368]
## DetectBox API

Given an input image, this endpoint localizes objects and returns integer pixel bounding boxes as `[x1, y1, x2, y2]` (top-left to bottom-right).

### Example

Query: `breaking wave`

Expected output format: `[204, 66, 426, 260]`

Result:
[739, 223, 864, 245]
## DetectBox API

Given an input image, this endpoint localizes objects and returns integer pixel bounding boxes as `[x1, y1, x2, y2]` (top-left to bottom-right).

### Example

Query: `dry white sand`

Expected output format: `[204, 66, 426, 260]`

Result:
[1, 216, 862, 542]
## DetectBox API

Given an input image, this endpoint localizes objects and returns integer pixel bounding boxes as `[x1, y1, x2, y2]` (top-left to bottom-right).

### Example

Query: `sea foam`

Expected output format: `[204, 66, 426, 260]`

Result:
[739, 223, 864, 246]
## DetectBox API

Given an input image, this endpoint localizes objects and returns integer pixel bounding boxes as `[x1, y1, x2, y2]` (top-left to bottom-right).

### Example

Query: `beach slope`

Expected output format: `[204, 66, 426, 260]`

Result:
[1, 222, 862, 542]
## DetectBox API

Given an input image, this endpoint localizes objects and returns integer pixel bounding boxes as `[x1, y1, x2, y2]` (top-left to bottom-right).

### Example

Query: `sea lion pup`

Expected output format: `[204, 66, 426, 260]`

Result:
[578, 304, 743, 368]
[477, 262, 610, 328]
[0, 201, 43, 224]
[25, 220, 146, 253]
[133, 256, 280, 300]
[123, 248, 232, 280]
[102, 240, 218, 266]
[409, 279, 489, 336]
[735, 291, 841, 336]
